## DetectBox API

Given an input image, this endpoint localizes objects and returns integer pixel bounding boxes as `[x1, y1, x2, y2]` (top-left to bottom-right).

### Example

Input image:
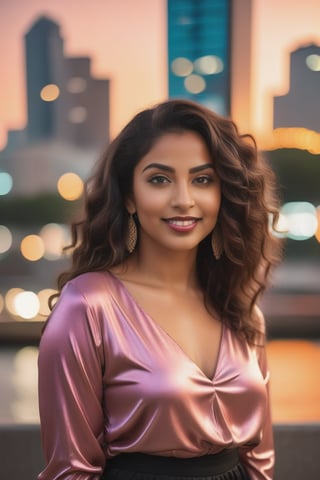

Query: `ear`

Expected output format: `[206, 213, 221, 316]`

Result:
[125, 196, 136, 214]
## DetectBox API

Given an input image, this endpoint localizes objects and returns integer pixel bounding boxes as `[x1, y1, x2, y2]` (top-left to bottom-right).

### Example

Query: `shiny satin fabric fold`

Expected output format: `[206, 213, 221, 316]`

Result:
[38, 271, 274, 480]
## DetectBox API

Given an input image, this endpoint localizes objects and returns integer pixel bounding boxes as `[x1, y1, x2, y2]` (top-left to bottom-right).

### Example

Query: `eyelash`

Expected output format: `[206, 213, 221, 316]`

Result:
[148, 175, 170, 184]
[148, 175, 215, 185]
[193, 175, 215, 185]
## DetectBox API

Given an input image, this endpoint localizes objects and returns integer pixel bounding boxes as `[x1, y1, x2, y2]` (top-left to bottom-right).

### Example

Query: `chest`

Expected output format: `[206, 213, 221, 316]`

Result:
[119, 284, 222, 380]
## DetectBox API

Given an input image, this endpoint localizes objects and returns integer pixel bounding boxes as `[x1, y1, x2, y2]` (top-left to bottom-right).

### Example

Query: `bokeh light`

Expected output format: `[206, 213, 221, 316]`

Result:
[20, 234, 44, 261]
[272, 212, 289, 238]
[316, 206, 320, 242]
[171, 57, 193, 77]
[269, 128, 320, 154]
[11, 346, 39, 422]
[0, 172, 13, 195]
[194, 55, 224, 75]
[0, 294, 4, 314]
[184, 74, 206, 94]
[69, 106, 87, 123]
[67, 77, 87, 93]
[0, 225, 13, 254]
[13, 291, 40, 319]
[5, 288, 24, 316]
[306, 54, 320, 71]
[38, 289, 57, 317]
[40, 84, 60, 102]
[267, 340, 320, 422]
[40, 223, 67, 260]
[57, 172, 83, 201]
[280, 202, 317, 240]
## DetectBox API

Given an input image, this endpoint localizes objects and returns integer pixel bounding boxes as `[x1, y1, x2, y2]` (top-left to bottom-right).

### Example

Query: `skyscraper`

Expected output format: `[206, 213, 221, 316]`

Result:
[25, 16, 65, 141]
[273, 44, 320, 133]
[167, 0, 231, 115]
[24, 16, 110, 147]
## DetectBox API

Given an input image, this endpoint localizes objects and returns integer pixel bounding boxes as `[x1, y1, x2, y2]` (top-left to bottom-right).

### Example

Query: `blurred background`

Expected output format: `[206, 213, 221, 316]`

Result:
[0, 0, 320, 427]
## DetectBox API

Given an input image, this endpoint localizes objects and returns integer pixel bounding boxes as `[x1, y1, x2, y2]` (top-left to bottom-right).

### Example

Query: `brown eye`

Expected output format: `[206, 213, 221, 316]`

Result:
[148, 175, 170, 184]
[193, 175, 214, 185]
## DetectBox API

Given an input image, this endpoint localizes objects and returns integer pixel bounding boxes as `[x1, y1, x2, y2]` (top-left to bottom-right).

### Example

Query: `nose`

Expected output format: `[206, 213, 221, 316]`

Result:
[170, 182, 195, 210]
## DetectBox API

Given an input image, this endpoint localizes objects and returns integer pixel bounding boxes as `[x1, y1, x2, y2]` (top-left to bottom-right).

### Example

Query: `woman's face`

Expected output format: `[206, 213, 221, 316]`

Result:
[127, 130, 221, 255]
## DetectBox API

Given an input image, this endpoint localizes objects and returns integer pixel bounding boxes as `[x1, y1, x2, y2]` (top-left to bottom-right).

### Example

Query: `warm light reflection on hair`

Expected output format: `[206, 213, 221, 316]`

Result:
[40, 84, 60, 102]
[57, 172, 83, 201]
[38, 288, 57, 317]
[5, 288, 24, 316]
[20, 234, 44, 261]
[13, 291, 40, 319]
[0, 225, 12, 254]
[184, 74, 206, 94]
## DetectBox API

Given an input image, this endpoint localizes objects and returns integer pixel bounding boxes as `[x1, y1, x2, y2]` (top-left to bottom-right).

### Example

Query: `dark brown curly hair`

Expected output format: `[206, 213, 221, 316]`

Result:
[52, 99, 282, 344]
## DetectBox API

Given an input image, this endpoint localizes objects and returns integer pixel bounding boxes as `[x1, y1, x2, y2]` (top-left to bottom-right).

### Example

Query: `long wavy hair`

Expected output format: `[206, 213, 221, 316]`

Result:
[52, 99, 281, 344]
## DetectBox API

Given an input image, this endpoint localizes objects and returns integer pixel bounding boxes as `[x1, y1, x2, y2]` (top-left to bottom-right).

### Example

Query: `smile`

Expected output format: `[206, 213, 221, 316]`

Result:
[163, 217, 201, 232]
[167, 219, 198, 226]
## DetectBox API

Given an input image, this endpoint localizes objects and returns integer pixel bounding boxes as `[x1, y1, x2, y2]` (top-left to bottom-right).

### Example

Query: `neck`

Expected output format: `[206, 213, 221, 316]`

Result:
[128, 242, 199, 292]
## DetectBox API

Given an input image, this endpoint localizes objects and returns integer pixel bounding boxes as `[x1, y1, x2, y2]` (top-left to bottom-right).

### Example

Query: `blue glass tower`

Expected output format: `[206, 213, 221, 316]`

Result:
[168, 0, 231, 115]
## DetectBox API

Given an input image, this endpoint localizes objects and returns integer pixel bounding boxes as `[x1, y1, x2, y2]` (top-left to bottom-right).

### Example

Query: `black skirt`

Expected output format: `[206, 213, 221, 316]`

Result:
[102, 450, 249, 480]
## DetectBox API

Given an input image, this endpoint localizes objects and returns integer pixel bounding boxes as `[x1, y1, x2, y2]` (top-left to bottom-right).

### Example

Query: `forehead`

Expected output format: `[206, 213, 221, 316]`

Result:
[137, 131, 212, 168]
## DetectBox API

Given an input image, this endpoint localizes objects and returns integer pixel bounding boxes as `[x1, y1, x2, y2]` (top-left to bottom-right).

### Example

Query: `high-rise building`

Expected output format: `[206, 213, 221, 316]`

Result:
[167, 0, 254, 133]
[273, 44, 320, 133]
[167, 0, 231, 115]
[25, 16, 65, 141]
[24, 16, 109, 147]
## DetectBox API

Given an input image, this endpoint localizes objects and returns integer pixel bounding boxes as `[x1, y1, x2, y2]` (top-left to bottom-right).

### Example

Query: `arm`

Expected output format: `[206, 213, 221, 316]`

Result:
[239, 308, 275, 480]
[38, 282, 106, 480]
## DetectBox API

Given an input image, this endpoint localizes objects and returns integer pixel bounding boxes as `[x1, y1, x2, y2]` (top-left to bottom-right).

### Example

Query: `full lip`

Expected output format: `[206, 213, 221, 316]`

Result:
[162, 216, 202, 226]
[162, 216, 201, 233]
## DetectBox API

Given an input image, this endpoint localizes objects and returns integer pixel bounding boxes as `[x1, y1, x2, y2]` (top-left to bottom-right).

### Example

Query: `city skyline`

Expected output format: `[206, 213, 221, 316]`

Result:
[1, 0, 320, 149]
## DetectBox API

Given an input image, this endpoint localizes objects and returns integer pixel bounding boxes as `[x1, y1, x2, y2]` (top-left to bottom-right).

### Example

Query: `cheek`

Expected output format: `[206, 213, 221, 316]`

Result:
[134, 190, 167, 215]
[200, 189, 221, 215]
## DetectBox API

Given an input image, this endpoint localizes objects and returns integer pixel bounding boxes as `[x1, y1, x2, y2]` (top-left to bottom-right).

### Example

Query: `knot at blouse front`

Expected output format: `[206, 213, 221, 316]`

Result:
[38, 271, 274, 480]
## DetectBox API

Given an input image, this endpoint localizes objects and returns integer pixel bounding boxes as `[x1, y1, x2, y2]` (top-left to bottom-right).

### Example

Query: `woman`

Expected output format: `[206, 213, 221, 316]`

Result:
[38, 99, 281, 480]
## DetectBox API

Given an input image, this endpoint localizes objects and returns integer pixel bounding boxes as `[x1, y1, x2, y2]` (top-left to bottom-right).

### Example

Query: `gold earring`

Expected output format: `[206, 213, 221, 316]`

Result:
[126, 214, 137, 253]
[211, 225, 223, 260]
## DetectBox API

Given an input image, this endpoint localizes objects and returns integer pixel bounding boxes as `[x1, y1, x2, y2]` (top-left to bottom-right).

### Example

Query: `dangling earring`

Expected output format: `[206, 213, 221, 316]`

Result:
[126, 214, 137, 253]
[211, 225, 223, 260]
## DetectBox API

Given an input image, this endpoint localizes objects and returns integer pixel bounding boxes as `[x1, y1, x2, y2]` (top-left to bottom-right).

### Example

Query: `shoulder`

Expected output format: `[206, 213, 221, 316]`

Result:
[43, 272, 117, 345]
[47, 271, 117, 328]
[65, 270, 118, 304]
[69, 270, 112, 293]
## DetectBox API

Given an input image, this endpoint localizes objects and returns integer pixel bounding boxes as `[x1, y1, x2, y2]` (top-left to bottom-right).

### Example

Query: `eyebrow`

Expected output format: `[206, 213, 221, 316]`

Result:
[142, 162, 215, 174]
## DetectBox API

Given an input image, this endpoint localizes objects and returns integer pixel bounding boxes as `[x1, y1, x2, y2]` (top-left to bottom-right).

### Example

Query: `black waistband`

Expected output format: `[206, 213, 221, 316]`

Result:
[106, 449, 240, 476]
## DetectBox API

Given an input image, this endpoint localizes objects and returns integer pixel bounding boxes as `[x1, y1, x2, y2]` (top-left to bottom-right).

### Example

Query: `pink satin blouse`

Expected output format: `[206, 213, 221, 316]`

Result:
[38, 271, 274, 480]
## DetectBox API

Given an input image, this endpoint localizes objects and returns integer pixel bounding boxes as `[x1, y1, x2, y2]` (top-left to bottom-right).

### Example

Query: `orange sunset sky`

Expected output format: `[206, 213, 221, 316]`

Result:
[0, 0, 320, 150]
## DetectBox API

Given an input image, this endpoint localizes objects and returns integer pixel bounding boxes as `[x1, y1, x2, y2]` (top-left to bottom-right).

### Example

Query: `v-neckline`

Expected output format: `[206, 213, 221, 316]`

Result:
[106, 271, 224, 383]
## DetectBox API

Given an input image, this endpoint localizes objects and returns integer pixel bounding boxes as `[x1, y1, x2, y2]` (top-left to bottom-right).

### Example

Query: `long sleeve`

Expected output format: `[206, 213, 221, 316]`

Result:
[38, 282, 106, 480]
[239, 308, 275, 480]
